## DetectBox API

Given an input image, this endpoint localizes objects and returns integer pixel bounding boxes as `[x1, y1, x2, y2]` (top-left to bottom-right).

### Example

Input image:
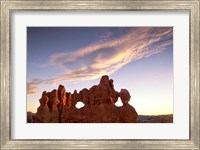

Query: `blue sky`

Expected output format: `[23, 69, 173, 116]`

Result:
[27, 27, 173, 115]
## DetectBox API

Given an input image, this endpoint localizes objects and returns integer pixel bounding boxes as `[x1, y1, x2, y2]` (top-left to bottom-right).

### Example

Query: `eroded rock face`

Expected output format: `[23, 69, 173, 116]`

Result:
[49, 90, 60, 122]
[33, 91, 50, 123]
[66, 92, 72, 108]
[120, 89, 131, 104]
[119, 89, 138, 122]
[58, 85, 66, 104]
[32, 75, 138, 123]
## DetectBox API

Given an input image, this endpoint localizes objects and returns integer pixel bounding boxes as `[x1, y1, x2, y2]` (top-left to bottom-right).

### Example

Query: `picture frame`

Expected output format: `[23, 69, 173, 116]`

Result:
[0, 0, 199, 149]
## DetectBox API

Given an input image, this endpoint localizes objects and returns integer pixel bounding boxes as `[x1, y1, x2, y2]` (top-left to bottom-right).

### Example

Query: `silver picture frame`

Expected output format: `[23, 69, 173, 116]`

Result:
[0, 0, 199, 149]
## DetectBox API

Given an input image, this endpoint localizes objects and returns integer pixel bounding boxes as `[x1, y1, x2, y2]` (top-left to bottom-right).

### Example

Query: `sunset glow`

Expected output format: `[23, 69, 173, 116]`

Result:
[27, 27, 173, 115]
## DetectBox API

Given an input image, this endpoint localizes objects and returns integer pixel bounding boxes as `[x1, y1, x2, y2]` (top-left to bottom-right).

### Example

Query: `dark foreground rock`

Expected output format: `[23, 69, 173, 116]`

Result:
[27, 111, 35, 123]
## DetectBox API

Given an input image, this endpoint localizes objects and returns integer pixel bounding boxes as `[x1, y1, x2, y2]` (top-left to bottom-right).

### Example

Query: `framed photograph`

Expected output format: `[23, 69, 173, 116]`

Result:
[0, 0, 199, 149]
[27, 26, 173, 124]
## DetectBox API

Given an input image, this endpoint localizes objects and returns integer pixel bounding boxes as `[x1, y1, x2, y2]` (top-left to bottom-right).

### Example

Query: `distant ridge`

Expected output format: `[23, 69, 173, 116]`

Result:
[138, 114, 173, 123]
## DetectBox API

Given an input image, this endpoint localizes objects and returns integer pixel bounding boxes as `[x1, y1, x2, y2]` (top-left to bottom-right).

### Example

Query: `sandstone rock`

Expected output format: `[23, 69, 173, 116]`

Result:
[66, 92, 72, 108]
[120, 89, 131, 104]
[48, 89, 60, 123]
[27, 112, 34, 123]
[58, 85, 67, 122]
[80, 88, 90, 105]
[61, 106, 82, 123]
[72, 90, 79, 105]
[99, 75, 110, 86]
[33, 91, 50, 123]
[32, 75, 138, 123]
[109, 79, 114, 90]
[88, 103, 119, 123]
[58, 84, 66, 106]
[119, 104, 138, 123]
[119, 89, 138, 123]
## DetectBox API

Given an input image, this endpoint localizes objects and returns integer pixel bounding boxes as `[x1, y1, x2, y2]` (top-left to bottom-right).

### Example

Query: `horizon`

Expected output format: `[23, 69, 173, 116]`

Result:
[27, 27, 173, 116]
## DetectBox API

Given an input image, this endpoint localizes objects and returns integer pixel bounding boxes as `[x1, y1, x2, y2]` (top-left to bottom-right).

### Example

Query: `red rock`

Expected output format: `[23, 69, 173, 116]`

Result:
[99, 75, 110, 86]
[48, 89, 60, 123]
[119, 103, 138, 123]
[66, 92, 72, 108]
[33, 91, 50, 123]
[58, 85, 67, 122]
[33, 75, 138, 123]
[80, 88, 90, 105]
[58, 84, 66, 106]
[120, 89, 131, 104]
[119, 89, 138, 123]
[72, 90, 79, 105]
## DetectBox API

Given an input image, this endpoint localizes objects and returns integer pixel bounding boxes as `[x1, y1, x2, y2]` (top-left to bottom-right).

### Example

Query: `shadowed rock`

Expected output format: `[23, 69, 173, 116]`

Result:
[33, 91, 50, 123]
[119, 89, 138, 123]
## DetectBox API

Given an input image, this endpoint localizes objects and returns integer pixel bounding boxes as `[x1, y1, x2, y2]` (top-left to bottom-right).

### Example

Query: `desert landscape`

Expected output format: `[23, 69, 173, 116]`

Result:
[27, 27, 173, 123]
[29, 75, 138, 123]
[27, 75, 173, 123]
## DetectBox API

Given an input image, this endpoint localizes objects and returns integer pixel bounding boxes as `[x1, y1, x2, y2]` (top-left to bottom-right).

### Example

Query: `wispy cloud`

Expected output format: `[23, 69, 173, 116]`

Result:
[49, 28, 172, 67]
[47, 67, 106, 84]
[32, 27, 173, 86]
[27, 79, 46, 94]
[27, 83, 38, 94]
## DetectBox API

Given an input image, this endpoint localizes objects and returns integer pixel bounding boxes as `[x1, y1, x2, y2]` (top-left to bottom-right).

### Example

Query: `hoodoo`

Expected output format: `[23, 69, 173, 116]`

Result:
[33, 75, 138, 123]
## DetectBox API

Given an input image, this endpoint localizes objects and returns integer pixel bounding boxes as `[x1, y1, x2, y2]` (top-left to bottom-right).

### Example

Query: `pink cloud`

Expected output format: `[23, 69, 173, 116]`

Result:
[27, 83, 38, 94]
[48, 28, 172, 67]
[27, 79, 47, 94]
[32, 27, 173, 85]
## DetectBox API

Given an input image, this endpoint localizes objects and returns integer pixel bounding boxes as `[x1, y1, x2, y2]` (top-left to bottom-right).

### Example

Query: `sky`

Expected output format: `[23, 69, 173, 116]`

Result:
[27, 27, 173, 115]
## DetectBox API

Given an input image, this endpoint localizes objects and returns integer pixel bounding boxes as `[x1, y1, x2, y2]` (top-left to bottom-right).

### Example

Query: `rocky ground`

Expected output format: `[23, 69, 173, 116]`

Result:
[27, 111, 35, 123]
[28, 112, 173, 123]
[138, 114, 173, 123]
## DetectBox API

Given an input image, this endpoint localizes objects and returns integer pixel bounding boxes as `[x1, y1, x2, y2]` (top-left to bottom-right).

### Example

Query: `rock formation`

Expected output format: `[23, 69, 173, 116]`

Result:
[119, 89, 138, 122]
[32, 75, 138, 123]
[33, 91, 50, 123]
